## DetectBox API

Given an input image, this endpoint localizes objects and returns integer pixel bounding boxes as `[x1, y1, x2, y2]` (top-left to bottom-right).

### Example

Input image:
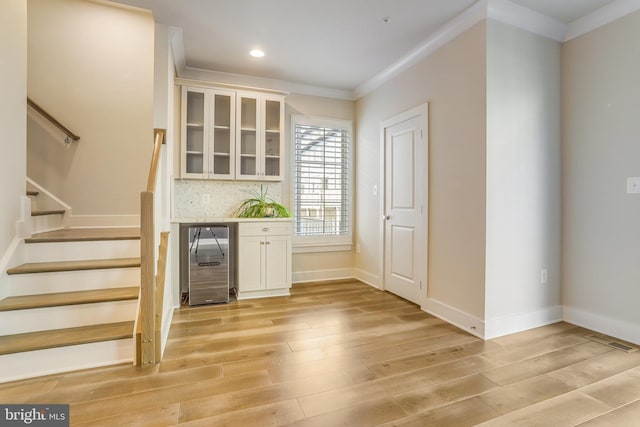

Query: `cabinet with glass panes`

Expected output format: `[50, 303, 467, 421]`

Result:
[181, 86, 284, 181]
[180, 87, 236, 179]
[235, 92, 284, 181]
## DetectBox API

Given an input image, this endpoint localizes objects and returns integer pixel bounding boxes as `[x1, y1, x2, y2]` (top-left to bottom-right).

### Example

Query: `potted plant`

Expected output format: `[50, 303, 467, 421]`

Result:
[234, 185, 291, 218]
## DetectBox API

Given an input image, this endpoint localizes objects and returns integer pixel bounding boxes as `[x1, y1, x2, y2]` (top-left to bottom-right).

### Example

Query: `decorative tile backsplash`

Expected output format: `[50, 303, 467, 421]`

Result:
[173, 179, 283, 218]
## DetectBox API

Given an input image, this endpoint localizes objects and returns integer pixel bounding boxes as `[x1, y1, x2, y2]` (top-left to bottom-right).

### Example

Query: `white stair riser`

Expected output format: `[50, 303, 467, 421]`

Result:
[5, 268, 140, 296]
[0, 300, 138, 335]
[30, 214, 64, 233]
[0, 339, 133, 383]
[24, 240, 140, 263]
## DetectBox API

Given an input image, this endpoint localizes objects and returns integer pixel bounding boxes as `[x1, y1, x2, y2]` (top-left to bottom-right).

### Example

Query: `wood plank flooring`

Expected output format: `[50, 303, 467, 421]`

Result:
[0, 280, 639, 426]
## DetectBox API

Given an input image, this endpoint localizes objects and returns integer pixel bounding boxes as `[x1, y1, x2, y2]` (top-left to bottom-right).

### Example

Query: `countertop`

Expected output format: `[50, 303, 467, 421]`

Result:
[171, 217, 293, 224]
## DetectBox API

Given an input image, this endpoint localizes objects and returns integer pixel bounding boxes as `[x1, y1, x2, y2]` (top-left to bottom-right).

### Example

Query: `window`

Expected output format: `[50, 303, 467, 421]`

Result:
[292, 116, 353, 252]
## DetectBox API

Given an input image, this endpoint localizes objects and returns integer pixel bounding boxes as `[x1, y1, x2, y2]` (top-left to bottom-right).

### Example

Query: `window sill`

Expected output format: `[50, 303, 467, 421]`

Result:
[292, 243, 353, 254]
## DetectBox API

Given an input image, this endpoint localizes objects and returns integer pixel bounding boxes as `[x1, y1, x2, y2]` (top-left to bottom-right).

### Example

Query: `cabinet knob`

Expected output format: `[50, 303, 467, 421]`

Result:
[262, 227, 270, 232]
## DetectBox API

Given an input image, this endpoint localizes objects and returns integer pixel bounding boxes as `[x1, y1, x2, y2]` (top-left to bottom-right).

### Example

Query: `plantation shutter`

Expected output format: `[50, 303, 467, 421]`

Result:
[294, 123, 350, 237]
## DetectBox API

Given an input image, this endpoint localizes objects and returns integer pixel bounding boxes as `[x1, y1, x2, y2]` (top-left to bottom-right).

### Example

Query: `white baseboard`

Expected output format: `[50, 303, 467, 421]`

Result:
[423, 298, 485, 339]
[484, 305, 562, 340]
[353, 268, 382, 289]
[68, 214, 140, 228]
[292, 268, 355, 284]
[563, 305, 640, 346]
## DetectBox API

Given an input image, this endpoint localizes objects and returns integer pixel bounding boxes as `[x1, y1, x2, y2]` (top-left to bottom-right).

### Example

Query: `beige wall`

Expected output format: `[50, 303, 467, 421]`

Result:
[27, 0, 154, 219]
[562, 11, 640, 344]
[0, 0, 27, 258]
[485, 20, 562, 337]
[284, 94, 356, 280]
[356, 23, 487, 319]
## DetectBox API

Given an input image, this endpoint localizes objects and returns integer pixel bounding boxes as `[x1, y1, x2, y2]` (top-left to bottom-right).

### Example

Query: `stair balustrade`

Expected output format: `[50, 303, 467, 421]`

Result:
[136, 128, 169, 367]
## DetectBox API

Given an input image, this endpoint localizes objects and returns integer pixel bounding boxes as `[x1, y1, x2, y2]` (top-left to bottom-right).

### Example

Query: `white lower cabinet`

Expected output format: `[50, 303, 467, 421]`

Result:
[237, 221, 291, 299]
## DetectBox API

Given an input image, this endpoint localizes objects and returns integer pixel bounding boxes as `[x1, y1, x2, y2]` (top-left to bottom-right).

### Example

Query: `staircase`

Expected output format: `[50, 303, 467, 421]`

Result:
[0, 191, 142, 382]
[26, 188, 67, 233]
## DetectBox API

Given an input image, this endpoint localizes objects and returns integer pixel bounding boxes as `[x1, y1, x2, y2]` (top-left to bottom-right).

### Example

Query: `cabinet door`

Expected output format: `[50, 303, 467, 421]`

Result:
[238, 235, 265, 292]
[236, 93, 260, 180]
[262, 96, 284, 181]
[210, 90, 236, 179]
[181, 87, 209, 178]
[265, 235, 290, 290]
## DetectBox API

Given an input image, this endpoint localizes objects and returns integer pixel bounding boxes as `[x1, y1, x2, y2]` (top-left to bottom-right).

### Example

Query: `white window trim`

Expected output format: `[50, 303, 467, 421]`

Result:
[290, 114, 354, 253]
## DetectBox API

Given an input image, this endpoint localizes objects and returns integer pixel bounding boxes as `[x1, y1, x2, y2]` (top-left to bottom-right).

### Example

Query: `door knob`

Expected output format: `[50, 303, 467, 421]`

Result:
[385, 215, 390, 220]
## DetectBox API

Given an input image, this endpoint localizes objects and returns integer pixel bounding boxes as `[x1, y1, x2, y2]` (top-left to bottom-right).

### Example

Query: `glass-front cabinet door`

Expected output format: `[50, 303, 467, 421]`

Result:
[236, 94, 258, 179]
[263, 97, 283, 181]
[182, 88, 207, 178]
[210, 91, 235, 179]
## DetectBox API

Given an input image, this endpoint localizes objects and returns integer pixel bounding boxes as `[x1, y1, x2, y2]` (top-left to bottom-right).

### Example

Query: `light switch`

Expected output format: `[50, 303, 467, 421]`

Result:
[627, 177, 640, 194]
[372, 185, 378, 196]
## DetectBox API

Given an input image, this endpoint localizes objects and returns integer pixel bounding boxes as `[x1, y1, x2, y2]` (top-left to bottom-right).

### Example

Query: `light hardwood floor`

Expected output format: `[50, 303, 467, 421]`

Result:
[1, 280, 639, 426]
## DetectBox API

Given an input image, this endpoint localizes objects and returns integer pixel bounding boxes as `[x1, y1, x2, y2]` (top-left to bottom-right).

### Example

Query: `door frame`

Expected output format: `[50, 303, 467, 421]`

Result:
[378, 103, 429, 307]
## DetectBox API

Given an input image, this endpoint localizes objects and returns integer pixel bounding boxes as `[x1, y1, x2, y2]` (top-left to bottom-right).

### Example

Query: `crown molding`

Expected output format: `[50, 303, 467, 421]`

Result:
[487, 0, 567, 42]
[353, 0, 488, 99]
[565, 0, 640, 41]
[178, 67, 354, 100]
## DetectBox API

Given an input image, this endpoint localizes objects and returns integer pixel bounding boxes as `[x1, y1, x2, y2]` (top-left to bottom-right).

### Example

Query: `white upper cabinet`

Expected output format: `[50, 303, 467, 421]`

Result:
[181, 85, 284, 181]
[181, 87, 236, 179]
[236, 92, 284, 181]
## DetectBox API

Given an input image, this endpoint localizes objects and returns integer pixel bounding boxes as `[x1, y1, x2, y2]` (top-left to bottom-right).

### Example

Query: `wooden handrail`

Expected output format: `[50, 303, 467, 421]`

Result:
[27, 97, 80, 143]
[147, 129, 165, 192]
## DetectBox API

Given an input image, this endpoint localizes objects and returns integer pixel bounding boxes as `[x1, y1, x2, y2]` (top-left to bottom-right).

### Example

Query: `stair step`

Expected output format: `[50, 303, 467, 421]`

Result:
[7, 257, 141, 275]
[26, 227, 140, 243]
[0, 321, 134, 355]
[31, 209, 65, 217]
[0, 287, 139, 311]
[26, 190, 39, 197]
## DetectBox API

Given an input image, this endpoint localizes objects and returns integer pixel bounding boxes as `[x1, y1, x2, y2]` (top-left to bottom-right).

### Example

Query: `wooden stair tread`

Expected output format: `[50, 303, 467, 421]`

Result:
[26, 227, 141, 243]
[7, 257, 141, 275]
[31, 209, 65, 217]
[0, 287, 139, 311]
[26, 190, 39, 196]
[0, 321, 134, 355]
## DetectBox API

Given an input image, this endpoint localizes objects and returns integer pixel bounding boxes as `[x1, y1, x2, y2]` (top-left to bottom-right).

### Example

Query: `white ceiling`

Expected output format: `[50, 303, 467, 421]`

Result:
[111, 0, 623, 94]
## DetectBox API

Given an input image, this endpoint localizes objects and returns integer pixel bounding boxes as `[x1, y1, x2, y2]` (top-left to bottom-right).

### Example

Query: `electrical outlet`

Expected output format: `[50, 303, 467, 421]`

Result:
[627, 177, 640, 194]
[540, 269, 548, 284]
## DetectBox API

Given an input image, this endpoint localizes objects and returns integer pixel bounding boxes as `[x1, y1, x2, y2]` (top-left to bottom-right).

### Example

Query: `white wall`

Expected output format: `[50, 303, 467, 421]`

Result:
[27, 0, 154, 224]
[484, 20, 562, 338]
[356, 23, 487, 324]
[562, 11, 640, 344]
[0, 0, 27, 269]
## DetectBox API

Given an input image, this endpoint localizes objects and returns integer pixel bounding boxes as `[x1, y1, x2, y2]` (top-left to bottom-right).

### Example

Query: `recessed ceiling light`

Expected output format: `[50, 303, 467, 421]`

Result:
[250, 49, 265, 58]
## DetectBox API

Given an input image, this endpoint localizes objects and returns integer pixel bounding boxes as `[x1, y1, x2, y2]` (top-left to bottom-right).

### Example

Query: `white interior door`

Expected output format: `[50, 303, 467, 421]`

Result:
[383, 107, 427, 305]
